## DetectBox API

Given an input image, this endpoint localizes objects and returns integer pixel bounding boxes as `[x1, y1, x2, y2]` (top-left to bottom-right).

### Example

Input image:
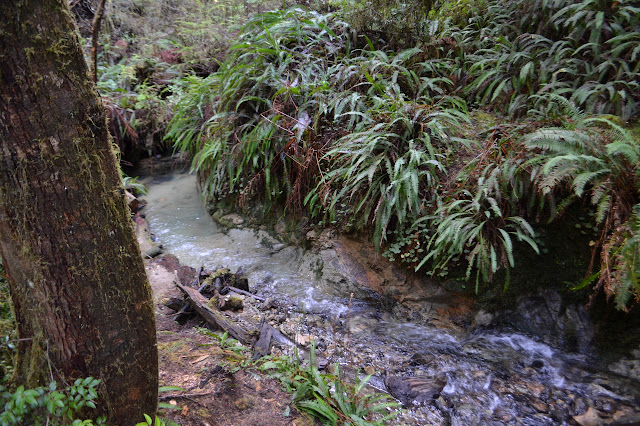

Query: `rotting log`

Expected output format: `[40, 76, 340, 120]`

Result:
[176, 282, 254, 345]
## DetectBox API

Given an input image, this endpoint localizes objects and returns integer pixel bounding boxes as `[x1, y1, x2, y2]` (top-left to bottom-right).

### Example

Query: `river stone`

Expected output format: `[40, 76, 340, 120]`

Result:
[474, 310, 494, 327]
[384, 375, 446, 406]
[612, 413, 640, 425]
[220, 213, 244, 227]
[144, 244, 163, 258]
[573, 407, 601, 426]
[608, 348, 640, 381]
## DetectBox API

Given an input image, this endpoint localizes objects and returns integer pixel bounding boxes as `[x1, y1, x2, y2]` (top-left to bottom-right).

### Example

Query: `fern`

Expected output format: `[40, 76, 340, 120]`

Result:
[525, 115, 640, 309]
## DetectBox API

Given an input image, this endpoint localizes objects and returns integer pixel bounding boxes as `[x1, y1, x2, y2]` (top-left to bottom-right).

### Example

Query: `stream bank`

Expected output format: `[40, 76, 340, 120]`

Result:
[138, 171, 640, 425]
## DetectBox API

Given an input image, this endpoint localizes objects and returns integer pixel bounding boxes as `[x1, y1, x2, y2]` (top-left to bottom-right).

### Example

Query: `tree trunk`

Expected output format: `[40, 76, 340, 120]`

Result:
[0, 0, 158, 423]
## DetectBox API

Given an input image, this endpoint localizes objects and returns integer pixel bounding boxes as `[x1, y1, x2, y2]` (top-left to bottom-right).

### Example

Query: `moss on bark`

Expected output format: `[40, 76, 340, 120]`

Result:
[0, 0, 158, 423]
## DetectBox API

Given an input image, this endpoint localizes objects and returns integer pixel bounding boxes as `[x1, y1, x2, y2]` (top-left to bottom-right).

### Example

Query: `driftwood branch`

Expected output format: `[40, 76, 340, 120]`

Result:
[252, 322, 273, 360]
[90, 0, 107, 83]
[228, 286, 265, 301]
[176, 282, 254, 345]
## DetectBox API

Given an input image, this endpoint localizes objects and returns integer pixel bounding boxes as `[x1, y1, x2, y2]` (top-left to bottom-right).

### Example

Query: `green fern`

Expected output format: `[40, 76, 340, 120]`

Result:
[525, 116, 640, 309]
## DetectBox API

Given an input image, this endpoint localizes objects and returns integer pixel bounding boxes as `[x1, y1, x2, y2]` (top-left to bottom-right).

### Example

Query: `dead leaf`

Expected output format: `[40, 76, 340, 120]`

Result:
[191, 354, 210, 364]
[181, 405, 189, 416]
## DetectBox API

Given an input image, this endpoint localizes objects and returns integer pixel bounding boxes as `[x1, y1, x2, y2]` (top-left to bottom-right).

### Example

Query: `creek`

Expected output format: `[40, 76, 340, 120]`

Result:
[140, 173, 640, 425]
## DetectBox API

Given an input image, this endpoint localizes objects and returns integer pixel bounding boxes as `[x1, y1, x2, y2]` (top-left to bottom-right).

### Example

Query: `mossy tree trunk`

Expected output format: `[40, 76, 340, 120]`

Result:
[0, 0, 158, 423]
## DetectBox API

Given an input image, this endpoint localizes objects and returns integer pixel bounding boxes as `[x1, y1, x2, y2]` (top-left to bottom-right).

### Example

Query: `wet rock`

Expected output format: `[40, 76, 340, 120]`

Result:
[384, 375, 446, 406]
[259, 298, 274, 311]
[212, 211, 245, 228]
[532, 401, 549, 412]
[612, 413, 640, 425]
[474, 310, 494, 327]
[608, 348, 640, 381]
[218, 296, 243, 311]
[271, 243, 286, 253]
[530, 359, 544, 369]
[595, 397, 618, 414]
[409, 353, 434, 366]
[573, 407, 601, 426]
[144, 245, 163, 258]
[162, 297, 184, 311]
[317, 357, 329, 370]
[497, 289, 595, 353]
[295, 334, 314, 346]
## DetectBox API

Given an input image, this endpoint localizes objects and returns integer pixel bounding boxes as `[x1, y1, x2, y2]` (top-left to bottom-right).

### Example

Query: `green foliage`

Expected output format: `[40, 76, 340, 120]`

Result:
[419, 160, 539, 291]
[313, 95, 467, 247]
[97, 57, 175, 161]
[122, 174, 148, 196]
[167, 3, 640, 307]
[135, 413, 179, 426]
[524, 116, 640, 309]
[259, 344, 400, 425]
[0, 378, 105, 425]
[329, 0, 440, 48]
[167, 7, 351, 213]
[197, 330, 248, 356]
[440, 0, 640, 119]
[169, 7, 471, 244]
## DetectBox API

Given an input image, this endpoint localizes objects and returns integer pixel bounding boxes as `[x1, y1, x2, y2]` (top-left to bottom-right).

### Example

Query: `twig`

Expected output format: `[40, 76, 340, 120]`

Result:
[159, 391, 216, 400]
[227, 286, 265, 302]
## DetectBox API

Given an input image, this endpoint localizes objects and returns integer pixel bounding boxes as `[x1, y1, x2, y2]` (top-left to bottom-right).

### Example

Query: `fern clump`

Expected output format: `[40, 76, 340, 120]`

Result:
[525, 116, 640, 309]
[167, 3, 640, 309]
[435, 0, 640, 119]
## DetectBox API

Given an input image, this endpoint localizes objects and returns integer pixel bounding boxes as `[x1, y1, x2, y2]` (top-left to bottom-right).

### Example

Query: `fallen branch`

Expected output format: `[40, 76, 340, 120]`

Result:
[177, 282, 255, 345]
[252, 321, 274, 360]
[228, 286, 265, 301]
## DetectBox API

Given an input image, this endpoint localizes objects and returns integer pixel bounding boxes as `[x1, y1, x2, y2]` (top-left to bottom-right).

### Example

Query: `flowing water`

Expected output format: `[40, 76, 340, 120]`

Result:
[141, 173, 640, 425]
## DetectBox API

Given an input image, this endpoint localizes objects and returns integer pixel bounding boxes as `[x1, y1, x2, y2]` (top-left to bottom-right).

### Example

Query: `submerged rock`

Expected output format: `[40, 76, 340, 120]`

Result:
[384, 375, 446, 406]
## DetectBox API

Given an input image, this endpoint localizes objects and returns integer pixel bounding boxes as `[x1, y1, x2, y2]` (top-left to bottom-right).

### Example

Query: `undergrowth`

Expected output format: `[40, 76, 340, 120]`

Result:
[166, 1, 640, 308]
[258, 343, 400, 425]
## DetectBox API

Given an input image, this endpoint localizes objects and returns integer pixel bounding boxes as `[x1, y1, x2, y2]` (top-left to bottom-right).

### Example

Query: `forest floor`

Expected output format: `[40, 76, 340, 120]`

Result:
[135, 214, 311, 426]
[145, 256, 311, 426]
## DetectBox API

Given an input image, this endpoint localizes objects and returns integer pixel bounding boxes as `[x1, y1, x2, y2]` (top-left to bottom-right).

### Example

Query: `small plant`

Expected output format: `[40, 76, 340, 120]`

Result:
[0, 378, 105, 425]
[259, 343, 400, 425]
[136, 413, 180, 426]
[197, 329, 248, 355]
[0, 262, 15, 383]
[122, 174, 148, 196]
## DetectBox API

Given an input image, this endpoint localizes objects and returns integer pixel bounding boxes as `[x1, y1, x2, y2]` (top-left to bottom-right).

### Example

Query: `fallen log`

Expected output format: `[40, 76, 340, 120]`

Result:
[176, 282, 255, 345]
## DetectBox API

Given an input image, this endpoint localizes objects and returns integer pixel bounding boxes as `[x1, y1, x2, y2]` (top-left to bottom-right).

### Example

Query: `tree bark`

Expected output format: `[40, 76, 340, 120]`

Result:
[0, 0, 158, 423]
